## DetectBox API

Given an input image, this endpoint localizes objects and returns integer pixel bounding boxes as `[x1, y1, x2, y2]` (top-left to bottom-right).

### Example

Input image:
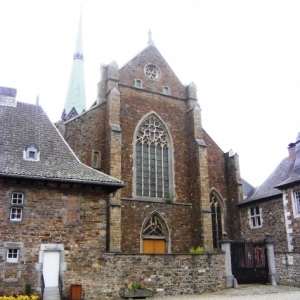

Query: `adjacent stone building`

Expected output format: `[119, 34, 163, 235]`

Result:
[0, 87, 124, 294]
[238, 132, 300, 252]
[58, 37, 244, 254]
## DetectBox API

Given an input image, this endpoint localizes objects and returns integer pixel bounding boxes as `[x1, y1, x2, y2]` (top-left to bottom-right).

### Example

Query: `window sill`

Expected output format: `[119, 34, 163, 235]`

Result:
[121, 197, 192, 206]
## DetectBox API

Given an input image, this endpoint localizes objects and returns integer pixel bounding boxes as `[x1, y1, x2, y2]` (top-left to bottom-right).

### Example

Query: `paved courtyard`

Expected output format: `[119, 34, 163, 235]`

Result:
[153, 284, 300, 300]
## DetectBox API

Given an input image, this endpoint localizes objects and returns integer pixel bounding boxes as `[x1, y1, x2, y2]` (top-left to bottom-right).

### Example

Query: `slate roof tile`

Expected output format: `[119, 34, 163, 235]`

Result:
[0, 102, 124, 187]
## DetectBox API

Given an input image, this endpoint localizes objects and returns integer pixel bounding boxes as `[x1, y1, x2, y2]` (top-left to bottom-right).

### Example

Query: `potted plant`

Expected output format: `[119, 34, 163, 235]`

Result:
[124, 280, 153, 298]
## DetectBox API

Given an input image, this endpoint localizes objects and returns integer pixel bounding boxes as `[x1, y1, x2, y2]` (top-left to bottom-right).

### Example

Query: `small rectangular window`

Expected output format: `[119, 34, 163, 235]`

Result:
[91, 150, 101, 169]
[163, 86, 169, 95]
[10, 207, 22, 221]
[12, 193, 24, 204]
[7, 249, 18, 262]
[249, 206, 262, 228]
[29, 151, 35, 158]
[135, 79, 142, 88]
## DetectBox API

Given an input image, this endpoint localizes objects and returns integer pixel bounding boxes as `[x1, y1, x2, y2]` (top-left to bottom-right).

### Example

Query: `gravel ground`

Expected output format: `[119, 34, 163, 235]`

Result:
[153, 285, 300, 300]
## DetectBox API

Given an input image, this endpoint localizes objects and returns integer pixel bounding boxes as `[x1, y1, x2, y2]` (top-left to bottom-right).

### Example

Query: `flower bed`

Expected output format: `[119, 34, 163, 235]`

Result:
[0, 295, 40, 300]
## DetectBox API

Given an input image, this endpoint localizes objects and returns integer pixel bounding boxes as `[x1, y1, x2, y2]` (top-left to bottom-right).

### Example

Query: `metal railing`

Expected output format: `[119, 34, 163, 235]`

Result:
[41, 273, 45, 300]
[58, 272, 63, 300]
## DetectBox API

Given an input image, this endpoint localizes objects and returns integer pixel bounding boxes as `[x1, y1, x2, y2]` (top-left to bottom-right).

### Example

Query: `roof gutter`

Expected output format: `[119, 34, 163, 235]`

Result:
[0, 173, 125, 189]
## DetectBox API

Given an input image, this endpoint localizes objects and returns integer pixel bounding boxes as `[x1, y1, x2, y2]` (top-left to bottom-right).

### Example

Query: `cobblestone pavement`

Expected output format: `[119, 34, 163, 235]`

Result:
[153, 285, 300, 300]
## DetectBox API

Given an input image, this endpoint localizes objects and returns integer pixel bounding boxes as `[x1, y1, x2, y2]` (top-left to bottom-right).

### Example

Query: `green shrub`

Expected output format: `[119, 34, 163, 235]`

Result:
[25, 283, 32, 296]
[189, 246, 204, 254]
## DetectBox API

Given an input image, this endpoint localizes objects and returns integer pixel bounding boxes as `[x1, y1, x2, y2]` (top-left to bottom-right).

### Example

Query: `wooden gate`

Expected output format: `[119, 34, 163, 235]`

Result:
[231, 240, 269, 284]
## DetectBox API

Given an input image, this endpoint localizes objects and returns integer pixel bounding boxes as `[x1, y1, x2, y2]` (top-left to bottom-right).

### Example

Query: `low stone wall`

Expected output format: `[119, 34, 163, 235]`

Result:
[275, 252, 300, 287]
[63, 253, 226, 300]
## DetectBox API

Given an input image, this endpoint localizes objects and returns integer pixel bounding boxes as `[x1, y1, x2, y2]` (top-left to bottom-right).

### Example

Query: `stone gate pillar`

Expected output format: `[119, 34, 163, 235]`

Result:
[220, 233, 234, 288]
[265, 234, 279, 284]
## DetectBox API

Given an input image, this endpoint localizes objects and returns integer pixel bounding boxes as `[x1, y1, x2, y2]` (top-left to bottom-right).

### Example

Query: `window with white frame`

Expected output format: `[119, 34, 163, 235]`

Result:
[24, 143, 39, 161]
[12, 192, 23, 205]
[10, 207, 22, 221]
[7, 248, 18, 262]
[249, 206, 262, 228]
[10, 192, 24, 221]
[293, 190, 300, 216]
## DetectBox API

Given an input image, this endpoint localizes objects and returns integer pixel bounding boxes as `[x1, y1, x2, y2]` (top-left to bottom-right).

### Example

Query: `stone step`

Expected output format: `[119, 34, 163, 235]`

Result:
[43, 287, 60, 300]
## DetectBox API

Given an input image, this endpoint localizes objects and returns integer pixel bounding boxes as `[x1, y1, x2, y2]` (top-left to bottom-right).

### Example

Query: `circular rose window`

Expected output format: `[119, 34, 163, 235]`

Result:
[144, 64, 161, 81]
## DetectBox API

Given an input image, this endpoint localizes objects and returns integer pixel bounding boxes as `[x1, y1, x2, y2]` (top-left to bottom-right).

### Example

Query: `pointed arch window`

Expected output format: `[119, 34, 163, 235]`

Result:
[142, 213, 169, 253]
[135, 114, 171, 199]
[210, 193, 223, 248]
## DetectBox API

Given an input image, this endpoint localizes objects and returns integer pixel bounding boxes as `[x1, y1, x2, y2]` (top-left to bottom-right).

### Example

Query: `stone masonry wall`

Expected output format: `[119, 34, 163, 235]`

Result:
[0, 178, 108, 295]
[239, 198, 288, 252]
[284, 186, 300, 251]
[63, 253, 226, 300]
[275, 252, 300, 287]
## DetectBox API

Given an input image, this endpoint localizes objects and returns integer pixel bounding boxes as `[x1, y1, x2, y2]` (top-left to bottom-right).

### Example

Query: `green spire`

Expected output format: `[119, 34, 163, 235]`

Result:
[62, 12, 86, 121]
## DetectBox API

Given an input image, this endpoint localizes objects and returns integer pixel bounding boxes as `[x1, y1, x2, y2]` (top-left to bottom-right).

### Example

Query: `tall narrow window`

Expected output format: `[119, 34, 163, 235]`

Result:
[135, 115, 170, 198]
[249, 206, 262, 228]
[92, 151, 101, 169]
[10, 192, 24, 221]
[210, 194, 223, 248]
[293, 190, 300, 216]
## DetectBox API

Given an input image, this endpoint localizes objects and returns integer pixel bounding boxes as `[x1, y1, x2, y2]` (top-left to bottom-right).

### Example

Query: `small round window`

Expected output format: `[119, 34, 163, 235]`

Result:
[144, 64, 161, 81]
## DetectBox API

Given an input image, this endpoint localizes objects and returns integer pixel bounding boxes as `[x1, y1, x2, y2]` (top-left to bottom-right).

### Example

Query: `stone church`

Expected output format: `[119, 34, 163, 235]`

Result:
[58, 28, 244, 254]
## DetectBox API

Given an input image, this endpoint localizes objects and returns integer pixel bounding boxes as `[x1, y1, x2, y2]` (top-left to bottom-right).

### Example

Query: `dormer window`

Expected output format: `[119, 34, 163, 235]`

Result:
[135, 79, 142, 88]
[24, 143, 39, 161]
[163, 86, 169, 95]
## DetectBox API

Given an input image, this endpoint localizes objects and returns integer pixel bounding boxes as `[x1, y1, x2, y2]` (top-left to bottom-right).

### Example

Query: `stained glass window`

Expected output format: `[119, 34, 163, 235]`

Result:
[136, 115, 169, 198]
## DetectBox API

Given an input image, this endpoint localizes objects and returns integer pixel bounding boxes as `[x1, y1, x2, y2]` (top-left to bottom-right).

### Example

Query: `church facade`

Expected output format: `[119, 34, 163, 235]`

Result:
[59, 39, 244, 254]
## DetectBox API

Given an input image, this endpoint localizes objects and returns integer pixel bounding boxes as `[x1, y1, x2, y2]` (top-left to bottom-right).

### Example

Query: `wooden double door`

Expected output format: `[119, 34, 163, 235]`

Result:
[143, 239, 166, 253]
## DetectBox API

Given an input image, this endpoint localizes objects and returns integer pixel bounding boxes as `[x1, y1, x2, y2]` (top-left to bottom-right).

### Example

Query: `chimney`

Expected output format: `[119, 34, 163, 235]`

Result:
[293, 132, 300, 174]
[0, 86, 17, 107]
[288, 143, 296, 160]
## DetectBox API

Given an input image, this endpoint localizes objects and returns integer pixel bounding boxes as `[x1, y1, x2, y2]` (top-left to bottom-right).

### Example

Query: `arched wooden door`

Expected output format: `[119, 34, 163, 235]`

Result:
[142, 213, 169, 253]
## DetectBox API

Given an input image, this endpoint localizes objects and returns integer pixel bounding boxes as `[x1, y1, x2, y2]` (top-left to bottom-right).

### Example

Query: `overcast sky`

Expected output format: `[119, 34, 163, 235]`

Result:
[0, 0, 299, 187]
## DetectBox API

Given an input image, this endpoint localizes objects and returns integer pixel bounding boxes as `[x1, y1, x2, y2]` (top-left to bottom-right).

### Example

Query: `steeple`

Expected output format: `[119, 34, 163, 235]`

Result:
[148, 30, 154, 45]
[61, 12, 86, 121]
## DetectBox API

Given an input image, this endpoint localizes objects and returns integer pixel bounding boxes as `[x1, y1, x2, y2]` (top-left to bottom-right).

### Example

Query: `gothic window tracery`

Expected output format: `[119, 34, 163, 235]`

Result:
[135, 115, 170, 198]
[210, 193, 223, 248]
[144, 64, 161, 81]
[142, 214, 165, 237]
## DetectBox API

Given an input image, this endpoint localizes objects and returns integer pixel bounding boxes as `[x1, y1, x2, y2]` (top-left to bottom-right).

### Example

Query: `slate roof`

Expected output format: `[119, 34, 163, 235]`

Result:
[0, 102, 124, 187]
[241, 178, 254, 199]
[239, 154, 296, 205]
